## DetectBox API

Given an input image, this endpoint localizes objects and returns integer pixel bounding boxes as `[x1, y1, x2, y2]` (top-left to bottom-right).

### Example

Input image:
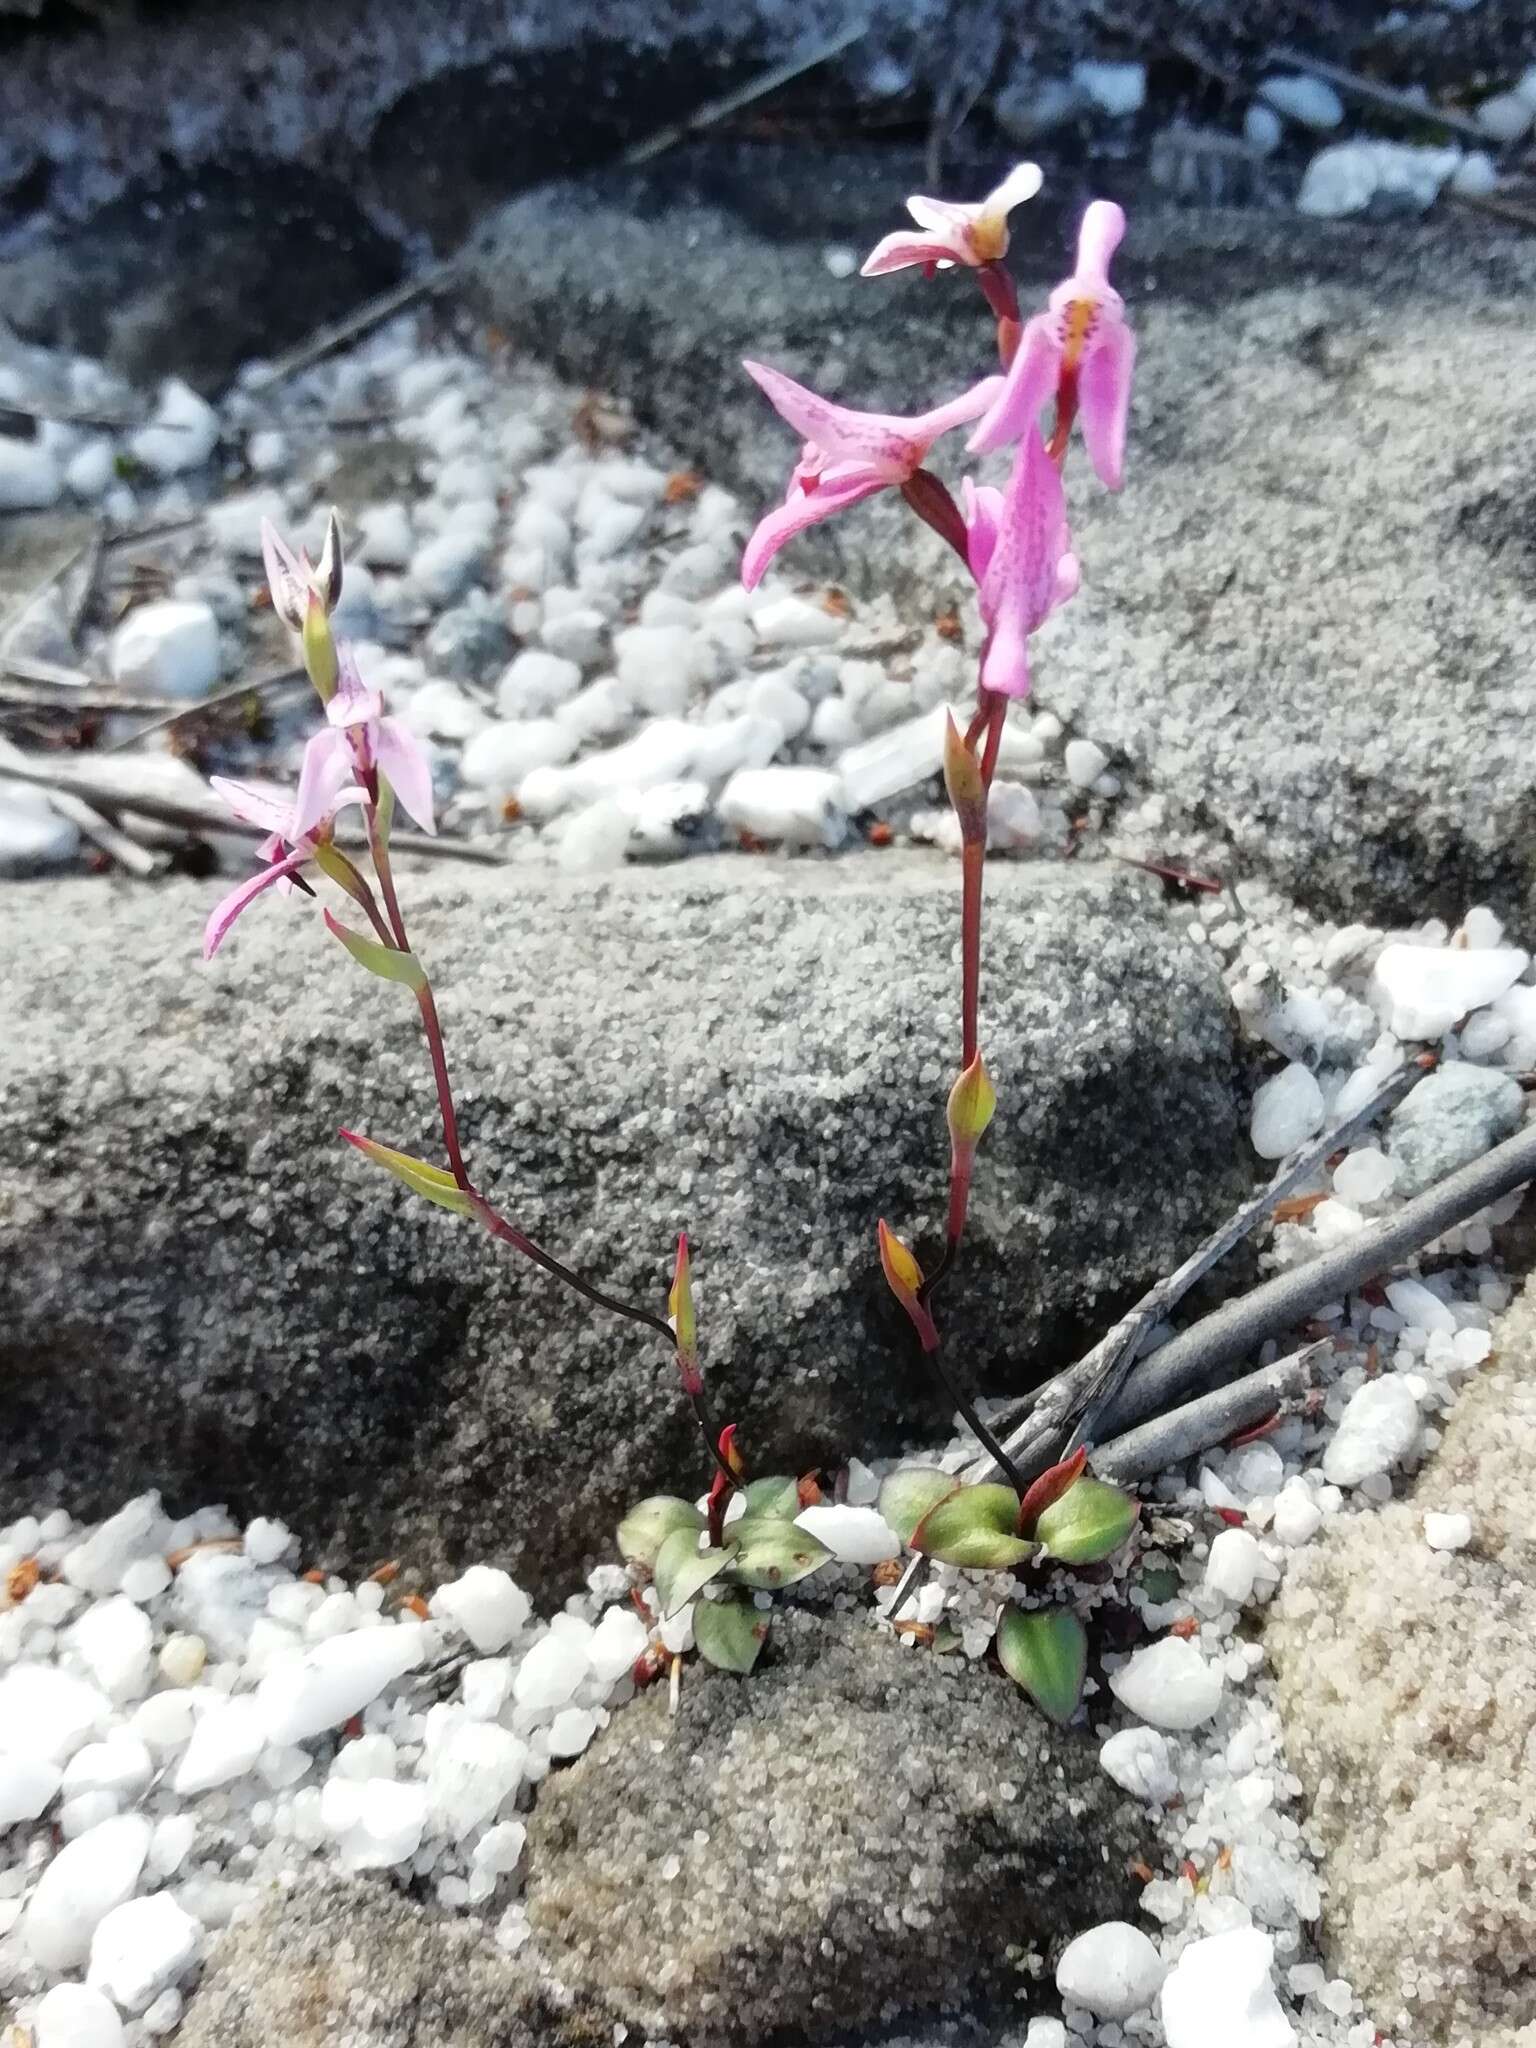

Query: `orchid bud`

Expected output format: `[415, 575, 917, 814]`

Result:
[316, 509, 345, 612]
[669, 1230, 701, 1397]
[302, 592, 339, 702]
[947, 1052, 997, 1150]
[942, 712, 987, 846]
[877, 1218, 938, 1353]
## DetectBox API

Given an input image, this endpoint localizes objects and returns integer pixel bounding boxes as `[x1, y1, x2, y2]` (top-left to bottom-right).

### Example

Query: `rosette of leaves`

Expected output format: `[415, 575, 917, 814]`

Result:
[617, 1477, 830, 1675]
[878, 1454, 1139, 1723]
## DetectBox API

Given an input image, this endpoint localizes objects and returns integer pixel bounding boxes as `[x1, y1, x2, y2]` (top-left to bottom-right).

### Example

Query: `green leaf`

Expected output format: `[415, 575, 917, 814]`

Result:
[996, 1608, 1088, 1725]
[912, 1484, 1035, 1570]
[617, 1496, 705, 1569]
[340, 1131, 473, 1216]
[653, 1525, 731, 1619]
[720, 1516, 830, 1592]
[323, 908, 427, 992]
[694, 1593, 770, 1674]
[740, 1476, 800, 1521]
[1033, 1478, 1140, 1566]
[878, 1468, 961, 1547]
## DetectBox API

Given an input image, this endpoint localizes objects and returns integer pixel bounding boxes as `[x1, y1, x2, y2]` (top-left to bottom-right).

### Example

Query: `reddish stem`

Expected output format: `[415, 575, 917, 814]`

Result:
[958, 694, 1006, 1068]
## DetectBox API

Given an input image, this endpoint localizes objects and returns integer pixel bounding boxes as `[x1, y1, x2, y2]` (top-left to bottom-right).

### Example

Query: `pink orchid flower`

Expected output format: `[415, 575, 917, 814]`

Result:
[740, 361, 1003, 590]
[262, 513, 342, 632]
[860, 163, 1043, 277]
[964, 428, 1079, 701]
[969, 200, 1135, 489]
[202, 775, 363, 960]
[292, 651, 437, 842]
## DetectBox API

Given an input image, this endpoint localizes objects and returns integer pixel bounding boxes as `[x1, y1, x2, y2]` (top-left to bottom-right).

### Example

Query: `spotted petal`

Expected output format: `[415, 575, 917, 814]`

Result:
[1078, 316, 1136, 491]
[740, 466, 887, 591]
[968, 316, 1059, 455]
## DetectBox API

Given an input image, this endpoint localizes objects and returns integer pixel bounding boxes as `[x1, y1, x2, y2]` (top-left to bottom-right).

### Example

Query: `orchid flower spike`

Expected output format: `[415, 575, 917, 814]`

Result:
[292, 649, 437, 843]
[201, 775, 364, 960]
[860, 163, 1043, 277]
[969, 200, 1135, 489]
[964, 429, 1079, 702]
[740, 361, 1002, 590]
[261, 512, 343, 632]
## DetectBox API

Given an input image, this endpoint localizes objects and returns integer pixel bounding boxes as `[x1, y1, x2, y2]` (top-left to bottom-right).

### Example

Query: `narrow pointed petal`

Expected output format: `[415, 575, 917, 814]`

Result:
[905, 193, 974, 232]
[860, 231, 964, 277]
[292, 728, 357, 842]
[1075, 199, 1127, 288]
[968, 319, 1059, 454]
[315, 509, 344, 610]
[961, 480, 1004, 584]
[984, 161, 1044, 217]
[375, 718, 437, 835]
[742, 360, 919, 472]
[203, 845, 310, 959]
[912, 374, 1006, 445]
[208, 775, 296, 837]
[260, 519, 307, 631]
[1078, 318, 1136, 491]
[740, 468, 886, 590]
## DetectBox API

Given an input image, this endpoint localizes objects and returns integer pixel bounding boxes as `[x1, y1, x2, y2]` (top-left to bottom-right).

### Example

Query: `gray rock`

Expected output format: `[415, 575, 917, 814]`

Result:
[424, 592, 514, 682]
[1386, 1061, 1525, 1198]
[0, 857, 1244, 1594]
[174, 1613, 1140, 2047]
[524, 1608, 1145, 2041]
[0, 167, 402, 392]
[1269, 1273, 1536, 2048]
[466, 156, 1536, 925]
[174, 1874, 550, 2048]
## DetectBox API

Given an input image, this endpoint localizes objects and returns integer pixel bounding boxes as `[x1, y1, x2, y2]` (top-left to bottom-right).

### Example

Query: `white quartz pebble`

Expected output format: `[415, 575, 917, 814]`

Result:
[752, 594, 843, 647]
[33, 1983, 126, 2048]
[793, 1504, 899, 1565]
[1372, 942, 1527, 1042]
[512, 1629, 591, 1713]
[0, 1753, 62, 1826]
[425, 1720, 527, 1840]
[0, 1664, 109, 1765]
[128, 379, 218, 476]
[587, 1605, 650, 1687]
[1099, 1726, 1178, 1804]
[257, 1622, 424, 1743]
[69, 1596, 154, 1703]
[1332, 1146, 1396, 1205]
[1204, 1527, 1263, 1606]
[320, 1776, 428, 1871]
[433, 1565, 533, 1653]
[0, 437, 62, 509]
[1064, 737, 1109, 789]
[1161, 1926, 1296, 2048]
[1271, 1481, 1323, 1548]
[1322, 1377, 1421, 1487]
[109, 600, 220, 700]
[1385, 1276, 1457, 1336]
[173, 1695, 266, 1793]
[718, 766, 845, 848]
[1424, 1510, 1472, 1553]
[1249, 1064, 1324, 1160]
[1110, 1638, 1225, 1730]
[23, 1813, 152, 1970]
[87, 1891, 200, 2013]
[1056, 1920, 1166, 2018]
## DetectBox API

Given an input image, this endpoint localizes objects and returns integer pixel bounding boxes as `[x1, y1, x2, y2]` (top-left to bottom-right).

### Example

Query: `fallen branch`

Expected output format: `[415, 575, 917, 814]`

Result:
[1091, 1342, 1326, 1484]
[240, 262, 461, 396]
[980, 1056, 1431, 1478]
[1091, 1115, 1536, 1444]
[103, 666, 307, 750]
[0, 755, 503, 866]
[0, 734, 164, 879]
[0, 676, 184, 716]
[623, 20, 869, 167]
[1263, 46, 1491, 145]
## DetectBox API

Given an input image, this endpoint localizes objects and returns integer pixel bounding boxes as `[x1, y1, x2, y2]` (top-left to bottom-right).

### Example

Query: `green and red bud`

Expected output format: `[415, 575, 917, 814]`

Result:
[706, 1422, 745, 1547]
[945, 1050, 998, 1244]
[942, 712, 988, 847]
[877, 1218, 939, 1353]
[669, 1230, 702, 1397]
[1015, 1444, 1088, 1537]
